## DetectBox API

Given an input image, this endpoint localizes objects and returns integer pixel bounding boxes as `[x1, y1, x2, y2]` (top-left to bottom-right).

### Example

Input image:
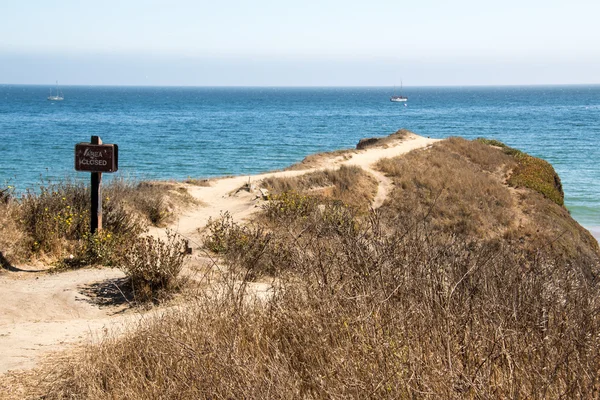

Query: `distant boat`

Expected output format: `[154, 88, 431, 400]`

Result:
[390, 81, 407, 102]
[47, 81, 64, 101]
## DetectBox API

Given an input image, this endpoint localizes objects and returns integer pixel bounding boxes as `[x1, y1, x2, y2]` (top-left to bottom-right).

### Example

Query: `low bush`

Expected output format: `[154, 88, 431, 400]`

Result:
[0, 185, 14, 203]
[19, 180, 90, 258]
[119, 230, 188, 303]
[16, 180, 146, 265]
[0, 178, 195, 266]
[205, 198, 361, 280]
[0, 201, 25, 267]
[262, 191, 319, 222]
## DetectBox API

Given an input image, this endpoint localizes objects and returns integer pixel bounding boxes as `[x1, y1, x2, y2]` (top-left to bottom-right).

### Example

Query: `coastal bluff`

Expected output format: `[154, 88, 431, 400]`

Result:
[375, 134, 599, 272]
[1, 130, 599, 398]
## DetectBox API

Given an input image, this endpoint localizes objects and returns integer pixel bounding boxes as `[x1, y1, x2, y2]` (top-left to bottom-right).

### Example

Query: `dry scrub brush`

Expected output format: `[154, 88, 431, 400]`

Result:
[40, 189, 600, 398]
[119, 230, 188, 303]
[262, 165, 377, 211]
[16, 179, 146, 267]
[377, 138, 516, 237]
[377, 137, 599, 269]
[0, 188, 26, 266]
[0, 178, 195, 267]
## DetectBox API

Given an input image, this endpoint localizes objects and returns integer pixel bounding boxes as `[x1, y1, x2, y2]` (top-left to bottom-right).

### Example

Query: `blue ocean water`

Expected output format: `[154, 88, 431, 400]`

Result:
[0, 85, 599, 229]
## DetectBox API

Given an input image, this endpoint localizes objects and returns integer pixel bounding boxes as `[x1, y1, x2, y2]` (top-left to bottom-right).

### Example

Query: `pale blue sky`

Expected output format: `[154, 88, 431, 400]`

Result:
[1, 0, 599, 86]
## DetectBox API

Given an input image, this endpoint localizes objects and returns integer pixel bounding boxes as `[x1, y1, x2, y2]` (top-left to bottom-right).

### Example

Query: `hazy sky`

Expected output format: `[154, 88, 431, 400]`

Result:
[1, 0, 599, 86]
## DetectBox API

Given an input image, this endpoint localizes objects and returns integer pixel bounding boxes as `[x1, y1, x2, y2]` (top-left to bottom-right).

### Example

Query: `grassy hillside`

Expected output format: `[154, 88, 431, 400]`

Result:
[377, 137, 599, 272]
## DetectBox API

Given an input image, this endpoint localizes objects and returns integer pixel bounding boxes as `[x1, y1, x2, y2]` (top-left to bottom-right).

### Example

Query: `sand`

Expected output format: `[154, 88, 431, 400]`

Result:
[0, 132, 438, 375]
[587, 226, 600, 243]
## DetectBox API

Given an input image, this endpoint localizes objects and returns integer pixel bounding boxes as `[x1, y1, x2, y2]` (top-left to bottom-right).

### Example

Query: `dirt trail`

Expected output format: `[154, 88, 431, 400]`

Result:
[365, 167, 394, 209]
[151, 133, 437, 244]
[0, 133, 438, 375]
[0, 267, 133, 374]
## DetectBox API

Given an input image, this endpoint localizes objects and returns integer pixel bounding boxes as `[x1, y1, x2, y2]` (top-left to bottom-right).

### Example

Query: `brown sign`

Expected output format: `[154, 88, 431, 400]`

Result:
[75, 143, 118, 173]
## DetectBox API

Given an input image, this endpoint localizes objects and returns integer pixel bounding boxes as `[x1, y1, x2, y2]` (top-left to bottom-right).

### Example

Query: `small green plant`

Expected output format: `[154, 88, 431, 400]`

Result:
[57, 230, 121, 269]
[0, 185, 14, 203]
[262, 191, 318, 221]
[119, 230, 188, 303]
[204, 212, 240, 253]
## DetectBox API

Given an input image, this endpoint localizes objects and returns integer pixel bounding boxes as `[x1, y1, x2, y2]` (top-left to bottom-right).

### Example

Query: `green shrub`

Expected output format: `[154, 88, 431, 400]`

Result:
[262, 191, 318, 221]
[476, 138, 564, 206]
[17, 180, 147, 265]
[0, 185, 14, 203]
[509, 153, 564, 206]
[20, 181, 90, 257]
[204, 212, 240, 253]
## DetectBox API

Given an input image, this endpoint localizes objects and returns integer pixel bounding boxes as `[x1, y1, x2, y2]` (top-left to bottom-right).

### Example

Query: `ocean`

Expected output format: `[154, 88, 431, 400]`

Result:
[0, 85, 598, 231]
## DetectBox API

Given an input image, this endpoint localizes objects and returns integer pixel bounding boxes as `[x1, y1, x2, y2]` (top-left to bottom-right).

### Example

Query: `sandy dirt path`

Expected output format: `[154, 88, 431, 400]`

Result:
[0, 133, 438, 375]
[0, 267, 132, 374]
[151, 133, 437, 245]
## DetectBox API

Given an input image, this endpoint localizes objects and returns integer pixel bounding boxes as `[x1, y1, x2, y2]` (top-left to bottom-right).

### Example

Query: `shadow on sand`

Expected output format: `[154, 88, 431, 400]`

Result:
[0, 251, 46, 273]
[79, 277, 134, 309]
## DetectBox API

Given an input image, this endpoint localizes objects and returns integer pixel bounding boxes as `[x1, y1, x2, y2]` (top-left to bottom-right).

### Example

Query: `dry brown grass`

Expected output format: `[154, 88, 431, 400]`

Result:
[35, 194, 600, 399]
[377, 138, 516, 238]
[377, 136, 599, 274]
[9, 139, 600, 399]
[0, 201, 26, 268]
[262, 165, 377, 210]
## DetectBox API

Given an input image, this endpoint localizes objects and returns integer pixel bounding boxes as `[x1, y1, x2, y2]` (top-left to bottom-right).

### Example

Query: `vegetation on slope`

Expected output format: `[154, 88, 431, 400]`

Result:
[355, 128, 411, 149]
[261, 165, 378, 211]
[377, 137, 598, 268]
[34, 138, 600, 399]
[476, 138, 564, 206]
[0, 179, 195, 269]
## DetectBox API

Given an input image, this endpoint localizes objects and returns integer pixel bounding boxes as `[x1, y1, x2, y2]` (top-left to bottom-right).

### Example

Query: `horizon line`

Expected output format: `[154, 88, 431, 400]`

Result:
[2, 83, 600, 88]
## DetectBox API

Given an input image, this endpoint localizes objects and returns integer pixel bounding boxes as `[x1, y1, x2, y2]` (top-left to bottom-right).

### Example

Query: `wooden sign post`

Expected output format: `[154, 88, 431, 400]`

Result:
[75, 136, 118, 234]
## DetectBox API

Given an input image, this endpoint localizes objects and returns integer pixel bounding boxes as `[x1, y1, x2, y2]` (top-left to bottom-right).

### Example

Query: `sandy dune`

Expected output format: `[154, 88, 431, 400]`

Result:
[0, 132, 438, 375]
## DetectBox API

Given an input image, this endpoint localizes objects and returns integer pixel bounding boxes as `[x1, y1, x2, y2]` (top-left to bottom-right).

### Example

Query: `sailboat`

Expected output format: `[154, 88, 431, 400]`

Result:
[390, 81, 407, 102]
[47, 81, 64, 101]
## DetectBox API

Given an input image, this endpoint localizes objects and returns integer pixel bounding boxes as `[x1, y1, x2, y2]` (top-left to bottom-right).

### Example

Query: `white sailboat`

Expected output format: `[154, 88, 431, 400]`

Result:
[390, 81, 407, 102]
[47, 81, 64, 101]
